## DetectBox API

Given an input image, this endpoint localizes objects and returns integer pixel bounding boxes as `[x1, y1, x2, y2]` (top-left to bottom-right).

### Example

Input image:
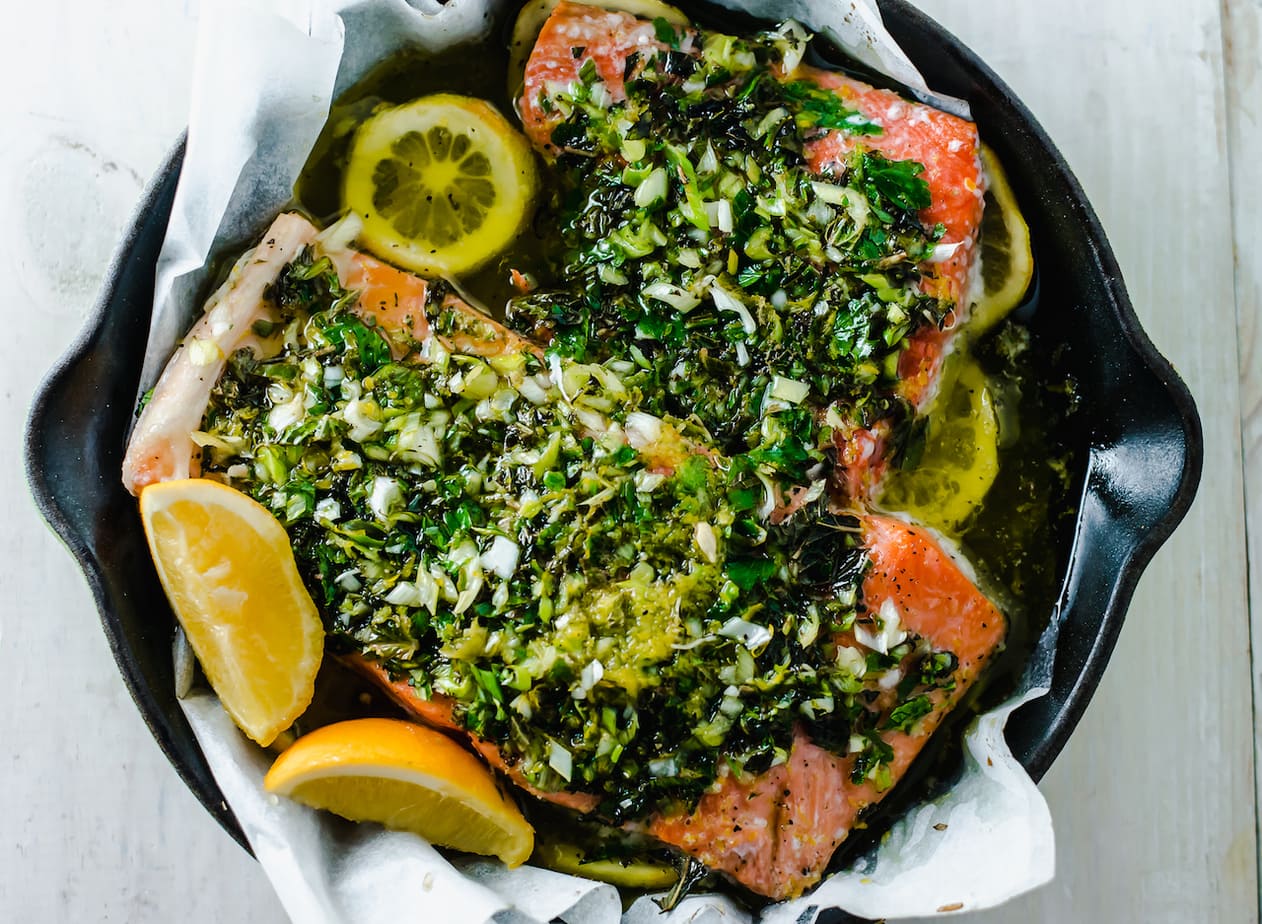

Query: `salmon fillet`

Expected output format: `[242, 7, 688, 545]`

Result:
[797, 67, 983, 410]
[518, 1, 982, 310]
[123, 213, 317, 493]
[123, 213, 537, 494]
[646, 515, 1004, 898]
[519, 1, 695, 154]
[127, 223, 631, 813]
[322, 241, 538, 360]
[358, 512, 1004, 899]
[517, 2, 986, 511]
[798, 66, 984, 308]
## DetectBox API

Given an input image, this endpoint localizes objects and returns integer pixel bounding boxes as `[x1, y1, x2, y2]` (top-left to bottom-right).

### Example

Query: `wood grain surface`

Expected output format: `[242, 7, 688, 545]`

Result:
[1223, 7, 1262, 922]
[2, 1, 1256, 921]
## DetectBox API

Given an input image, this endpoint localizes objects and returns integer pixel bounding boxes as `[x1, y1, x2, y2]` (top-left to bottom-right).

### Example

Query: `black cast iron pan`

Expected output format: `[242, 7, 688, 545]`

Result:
[24, 0, 1202, 913]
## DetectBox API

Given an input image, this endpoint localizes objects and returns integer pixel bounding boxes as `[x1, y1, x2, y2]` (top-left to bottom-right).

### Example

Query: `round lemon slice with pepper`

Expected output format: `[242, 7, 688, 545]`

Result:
[344, 94, 539, 277]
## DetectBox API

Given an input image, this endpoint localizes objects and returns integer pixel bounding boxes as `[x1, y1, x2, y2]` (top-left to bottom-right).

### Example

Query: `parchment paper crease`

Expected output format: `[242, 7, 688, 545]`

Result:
[149, 1, 1057, 919]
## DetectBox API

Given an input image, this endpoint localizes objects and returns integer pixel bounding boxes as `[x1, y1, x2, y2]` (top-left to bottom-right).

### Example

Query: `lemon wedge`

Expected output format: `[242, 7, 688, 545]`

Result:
[969, 144, 1034, 336]
[139, 479, 323, 745]
[264, 718, 534, 866]
[879, 355, 1000, 536]
[343, 94, 538, 278]
[532, 839, 678, 888]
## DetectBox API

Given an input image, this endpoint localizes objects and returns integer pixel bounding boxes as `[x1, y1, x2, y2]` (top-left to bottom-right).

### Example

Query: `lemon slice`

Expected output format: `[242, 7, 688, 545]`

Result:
[879, 355, 1000, 536]
[508, 0, 691, 99]
[532, 839, 677, 889]
[968, 144, 1034, 336]
[139, 479, 323, 745]
[344, 94, 538, 277]
[264, 718, 534, 866]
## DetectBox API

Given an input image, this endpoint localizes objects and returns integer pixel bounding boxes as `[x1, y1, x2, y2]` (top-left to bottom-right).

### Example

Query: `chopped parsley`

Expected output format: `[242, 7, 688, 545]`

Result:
[511, 19, 949, 501]
[197, 251, 962, 817]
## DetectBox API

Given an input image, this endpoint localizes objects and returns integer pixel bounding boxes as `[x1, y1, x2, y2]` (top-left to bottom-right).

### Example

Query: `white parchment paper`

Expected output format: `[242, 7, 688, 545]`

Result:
[147, 1, 1057, 920]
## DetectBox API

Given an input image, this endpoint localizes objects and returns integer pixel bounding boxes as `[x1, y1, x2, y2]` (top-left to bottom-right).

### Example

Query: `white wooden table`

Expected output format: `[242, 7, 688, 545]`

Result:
[2, 1, 1257, 920]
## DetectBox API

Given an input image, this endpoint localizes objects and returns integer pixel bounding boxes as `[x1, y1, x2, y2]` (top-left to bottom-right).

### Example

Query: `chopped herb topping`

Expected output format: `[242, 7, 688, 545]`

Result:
[197, 252, 961, 816]
[511, 19, 948, 499]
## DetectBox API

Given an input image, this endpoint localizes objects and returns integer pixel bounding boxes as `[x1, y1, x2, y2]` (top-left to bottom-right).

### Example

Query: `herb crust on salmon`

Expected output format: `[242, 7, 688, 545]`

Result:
[125, 0, 1014, 905]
